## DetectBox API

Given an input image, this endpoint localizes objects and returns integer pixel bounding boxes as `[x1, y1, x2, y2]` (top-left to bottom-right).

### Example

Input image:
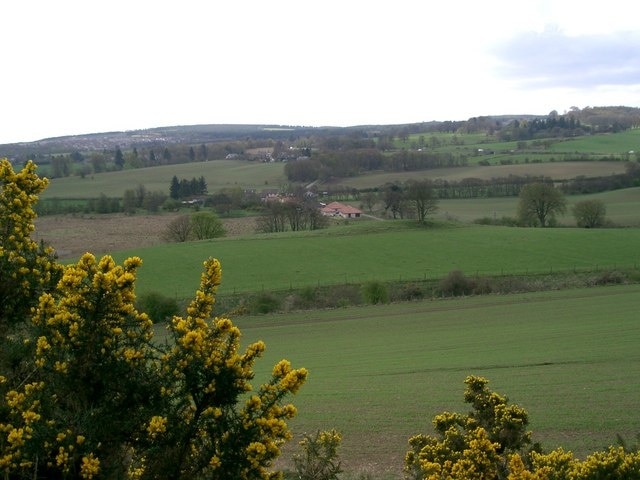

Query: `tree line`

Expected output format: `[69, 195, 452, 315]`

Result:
[284, 149, 467, 182]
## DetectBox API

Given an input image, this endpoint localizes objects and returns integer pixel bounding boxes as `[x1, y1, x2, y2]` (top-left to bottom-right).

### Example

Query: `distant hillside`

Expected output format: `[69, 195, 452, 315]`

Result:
[2, 106, 639, 161]
[0, 124, 338, 159]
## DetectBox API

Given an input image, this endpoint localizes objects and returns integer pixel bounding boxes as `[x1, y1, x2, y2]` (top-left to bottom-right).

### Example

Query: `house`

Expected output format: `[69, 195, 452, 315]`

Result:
[320, 201, 362, 218]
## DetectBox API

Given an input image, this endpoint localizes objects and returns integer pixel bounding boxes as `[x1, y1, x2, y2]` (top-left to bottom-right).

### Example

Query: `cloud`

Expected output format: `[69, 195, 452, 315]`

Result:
[493, 29, 640, 88]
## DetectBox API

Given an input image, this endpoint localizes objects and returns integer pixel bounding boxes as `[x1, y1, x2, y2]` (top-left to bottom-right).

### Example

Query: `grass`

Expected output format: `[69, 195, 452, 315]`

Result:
[436, 186, 640, 226]
[40, 159, 287, 198]
[116, 222, 640, 300]
[548, 128, 640, 154]
[333, 161, 629, 191]
[215, 284, 640, 477]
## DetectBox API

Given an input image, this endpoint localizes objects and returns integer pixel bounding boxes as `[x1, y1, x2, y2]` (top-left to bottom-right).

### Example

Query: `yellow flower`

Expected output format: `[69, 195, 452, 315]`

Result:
[80, 453, 100, 479]
[7, 428, 25, 447]
[54, 361, 68, 373]
[146, 416, 167, 438]
[36, 336, 51, 355]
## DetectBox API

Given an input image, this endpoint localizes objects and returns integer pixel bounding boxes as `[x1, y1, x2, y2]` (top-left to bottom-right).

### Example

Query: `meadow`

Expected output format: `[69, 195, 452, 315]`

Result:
[436, 186, 640, 226]
[39, 159, 287, 198]
[336, 161, 629, 191]
[210, 284, 640, 477]
[115, 221, 640, 300]
[396, 127, 640, 155]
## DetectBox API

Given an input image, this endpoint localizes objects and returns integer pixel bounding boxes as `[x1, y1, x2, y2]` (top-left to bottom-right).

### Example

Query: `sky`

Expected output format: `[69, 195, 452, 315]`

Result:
[2, 0, 640, 144]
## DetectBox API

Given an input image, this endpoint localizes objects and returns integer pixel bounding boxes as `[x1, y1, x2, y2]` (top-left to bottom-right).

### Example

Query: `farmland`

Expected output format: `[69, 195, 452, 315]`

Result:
[227, 285, 640, 476]
[15, 122, 640, 478]
[105, 221, 640, 300]
[39, 159, 287, 198]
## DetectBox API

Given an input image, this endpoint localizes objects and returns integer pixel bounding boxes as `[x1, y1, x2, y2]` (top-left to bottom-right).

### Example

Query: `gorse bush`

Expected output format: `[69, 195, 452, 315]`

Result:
[292, 429, 343, 480]
[0, 159, 307, 480]
[406, 377, 640, 480]
[253, 292, 282, 314]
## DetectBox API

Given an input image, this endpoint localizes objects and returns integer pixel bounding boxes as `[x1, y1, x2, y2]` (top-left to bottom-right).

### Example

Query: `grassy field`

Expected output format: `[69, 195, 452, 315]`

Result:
[435, 186, 640, 226]
[396, 128, 640, 155]
[548, 128, 640, 154]
[205, 284, 640, 477]
[114, 222, 640, 300]
[40, 159, 287, 198]
[332, 161, 629, 191]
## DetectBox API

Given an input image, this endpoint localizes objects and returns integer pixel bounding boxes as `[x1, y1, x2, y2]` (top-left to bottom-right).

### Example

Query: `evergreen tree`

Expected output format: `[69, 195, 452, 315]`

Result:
[114, 147, 125, 170]
[169, 176, 180, 199]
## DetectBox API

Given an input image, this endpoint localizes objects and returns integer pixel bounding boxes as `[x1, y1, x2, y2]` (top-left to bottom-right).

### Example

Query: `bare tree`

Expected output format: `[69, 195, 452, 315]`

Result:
[406, 179, 439, 223]
[164, 215, 192, 242]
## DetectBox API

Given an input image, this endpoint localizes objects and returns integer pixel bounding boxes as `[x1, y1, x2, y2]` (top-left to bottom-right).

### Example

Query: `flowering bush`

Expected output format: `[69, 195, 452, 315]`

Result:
[406, 377, 640, 480]
[0, 159, 307, 479]
[293, 429, 343, 480]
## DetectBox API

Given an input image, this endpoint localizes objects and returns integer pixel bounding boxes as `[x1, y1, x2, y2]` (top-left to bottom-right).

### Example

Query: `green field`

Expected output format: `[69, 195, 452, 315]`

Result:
[40, 159, 287, 198]
[436, 187, 640, 226]
[548, 128, 640, 154]
[396, 128, 640, 155]
[218, 285, 640, 476]
[116, 222, 640, 300]
[335, 161, 629, 191]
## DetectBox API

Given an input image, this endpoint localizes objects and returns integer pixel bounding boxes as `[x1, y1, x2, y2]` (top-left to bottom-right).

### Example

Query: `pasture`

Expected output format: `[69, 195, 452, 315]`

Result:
[115, 222, 640, 300]
[436, 186, 640, 226]
[219, 285, 640, 476]
[548, 128, 640, 154]
[39, 159, 287, 198]
[332, 160, 629, 191]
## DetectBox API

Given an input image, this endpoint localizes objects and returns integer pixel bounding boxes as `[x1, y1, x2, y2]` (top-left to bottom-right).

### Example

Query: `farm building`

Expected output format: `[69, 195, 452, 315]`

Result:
[320, 201, 362, 218]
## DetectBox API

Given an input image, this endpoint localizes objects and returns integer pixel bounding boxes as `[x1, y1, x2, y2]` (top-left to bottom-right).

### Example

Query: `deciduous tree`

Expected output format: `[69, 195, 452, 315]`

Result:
[406, 179, 439, 223]
[517, 182, 566, 227]
[572, 199, 607, 228]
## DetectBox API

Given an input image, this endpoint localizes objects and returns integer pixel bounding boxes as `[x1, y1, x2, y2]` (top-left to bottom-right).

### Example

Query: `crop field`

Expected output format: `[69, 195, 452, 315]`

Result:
[114, 222, 640, 300]
[336, 161, 629, 191]
[195, 284, 640, 477]
[39, 159, 287, 198]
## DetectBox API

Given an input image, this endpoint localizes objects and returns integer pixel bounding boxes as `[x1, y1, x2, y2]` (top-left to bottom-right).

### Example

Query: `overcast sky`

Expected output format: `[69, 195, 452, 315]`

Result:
[2, 0, 639, 144]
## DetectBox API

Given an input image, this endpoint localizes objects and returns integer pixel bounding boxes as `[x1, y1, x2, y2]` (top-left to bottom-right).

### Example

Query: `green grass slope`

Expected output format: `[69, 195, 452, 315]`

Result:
[40, 159, 286, 198]
[117, 223, 640, 299]
[228, 285, 640, 475]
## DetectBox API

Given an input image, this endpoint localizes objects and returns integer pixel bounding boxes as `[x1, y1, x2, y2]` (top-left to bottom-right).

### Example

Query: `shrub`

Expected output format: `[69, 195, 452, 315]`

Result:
[252, 292, 281, 314]
[0, 159, 308, 480]
[163, 214, 192, 242]
[190, 211, 225, 240]
[292, 429, 342, 480]
[362, 281, 389, 304]
[136, 291, 180, 323]
[472, 276, 494, 295]
[438, 270, 475, 296]
[593, 270, 626, 286]
[396, 283, 424, 301]
[473, 216, 519, 227]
